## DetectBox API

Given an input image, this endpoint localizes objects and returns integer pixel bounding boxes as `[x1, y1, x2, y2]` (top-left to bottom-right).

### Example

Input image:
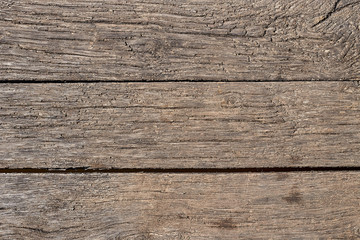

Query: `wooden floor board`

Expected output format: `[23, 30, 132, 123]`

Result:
[1, 0, 359, 81]
[1, 172, 360, 239]
[1, 1, 360, 238]
[1, 82, 359, 169]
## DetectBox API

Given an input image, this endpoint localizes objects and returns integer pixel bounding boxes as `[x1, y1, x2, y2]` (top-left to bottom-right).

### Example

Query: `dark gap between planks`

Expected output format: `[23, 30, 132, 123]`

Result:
[0, 80, 359, 84]
[1, 167, 360, 174]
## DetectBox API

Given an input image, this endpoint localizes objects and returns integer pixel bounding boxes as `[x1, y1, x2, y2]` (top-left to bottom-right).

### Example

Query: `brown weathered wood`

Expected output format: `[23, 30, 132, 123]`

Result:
[1, 172, 360, 239]
[0, 0, 359, 81]
[1, 81, 359, 169]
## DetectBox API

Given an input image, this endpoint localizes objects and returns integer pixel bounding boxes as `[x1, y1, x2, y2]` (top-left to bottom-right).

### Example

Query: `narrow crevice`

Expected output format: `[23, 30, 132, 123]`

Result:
[312, 0, 341, 27]
[0, 79, 357, 84]
[1, 167, 360, 174]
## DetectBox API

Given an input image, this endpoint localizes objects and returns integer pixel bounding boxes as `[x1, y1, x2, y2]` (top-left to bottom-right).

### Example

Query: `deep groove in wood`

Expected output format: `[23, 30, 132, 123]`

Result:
[0, 80, 358, 84]
[1, 167, 360, 174]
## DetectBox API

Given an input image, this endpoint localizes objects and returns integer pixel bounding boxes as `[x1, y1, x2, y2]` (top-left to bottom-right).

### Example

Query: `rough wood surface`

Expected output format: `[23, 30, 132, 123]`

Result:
[1, 172, 360, 239]
[1, 81, 360, 169]
[0, 0, 359, 81]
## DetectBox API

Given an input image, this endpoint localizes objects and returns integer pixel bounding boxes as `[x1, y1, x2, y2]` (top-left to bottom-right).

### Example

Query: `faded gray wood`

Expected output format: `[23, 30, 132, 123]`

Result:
[1, 81, 360, 169]
[0, 0, 359, 81]
[1, 172, 360, 239]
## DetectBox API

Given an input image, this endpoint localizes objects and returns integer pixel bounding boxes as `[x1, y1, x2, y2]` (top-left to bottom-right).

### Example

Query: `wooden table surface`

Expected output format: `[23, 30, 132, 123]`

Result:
[1, 0, 360, 239]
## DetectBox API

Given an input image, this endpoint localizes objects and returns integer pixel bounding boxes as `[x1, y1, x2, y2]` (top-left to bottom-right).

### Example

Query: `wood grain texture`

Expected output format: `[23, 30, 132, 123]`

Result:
[1, 172, 360, 239]
[0, 0, 359, 81]
[1, 81, 360, 169]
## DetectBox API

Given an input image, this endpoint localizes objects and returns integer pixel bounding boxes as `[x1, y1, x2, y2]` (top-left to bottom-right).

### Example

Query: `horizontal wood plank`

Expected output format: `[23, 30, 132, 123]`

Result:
[0, 0, 359, 81]
[1, 82, 360, 169]
[1, 172, 360, 239]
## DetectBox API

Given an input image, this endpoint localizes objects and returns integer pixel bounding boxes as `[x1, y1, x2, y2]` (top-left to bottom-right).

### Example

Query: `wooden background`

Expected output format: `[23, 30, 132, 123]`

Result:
[1, 0, 360, 239]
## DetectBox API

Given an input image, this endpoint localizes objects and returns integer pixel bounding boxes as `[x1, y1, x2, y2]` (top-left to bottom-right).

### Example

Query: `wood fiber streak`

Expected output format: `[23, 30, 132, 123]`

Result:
[0, 0, 359, 81]
[1, 172, 360, 239]
[1, 82, 360, 169]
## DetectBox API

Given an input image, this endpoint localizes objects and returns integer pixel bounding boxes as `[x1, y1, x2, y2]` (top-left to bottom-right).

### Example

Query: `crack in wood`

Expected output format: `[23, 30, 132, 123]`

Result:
[0, 80, 358, 84]
[312, 0, 342, 27]
[1, 167, 360, 174]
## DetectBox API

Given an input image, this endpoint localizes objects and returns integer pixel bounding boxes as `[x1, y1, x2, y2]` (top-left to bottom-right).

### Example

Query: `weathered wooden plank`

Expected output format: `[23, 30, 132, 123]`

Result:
[0, 0, 359, 81]
[1, 82, 359, 169]
[1, 172, 359, 239]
